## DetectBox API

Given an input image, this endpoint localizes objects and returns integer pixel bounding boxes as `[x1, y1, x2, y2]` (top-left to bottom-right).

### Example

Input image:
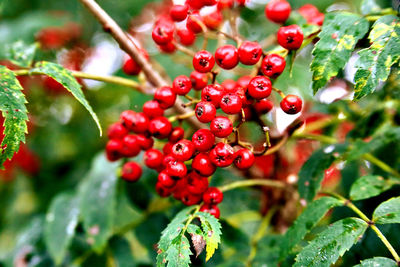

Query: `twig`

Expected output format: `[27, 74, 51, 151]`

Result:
[219, 178, 287, 192]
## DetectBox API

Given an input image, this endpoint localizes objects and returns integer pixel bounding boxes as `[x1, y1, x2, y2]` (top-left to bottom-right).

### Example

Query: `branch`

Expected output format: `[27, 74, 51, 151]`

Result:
[218, 178, 287, 192]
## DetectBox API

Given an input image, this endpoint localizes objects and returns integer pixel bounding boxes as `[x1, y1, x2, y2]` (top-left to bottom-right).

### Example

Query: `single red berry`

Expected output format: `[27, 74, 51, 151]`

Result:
[107, 122, 128, 140]
[105, 139, 123, 161]
[203, 187, 223, 205]
[148, 117, 172, 139]
[163, 142, 174, 155]
[143, 100, 164, 119]
[171, 139, 195, 161]
[193, 50, 215, 73]
[234, 148, 255, 169]
[203, 10, 223, 30]
[217, 0, 234, 10]
[195, 101, 216, 123]
[298, 4, 324, 26]
[199, 204, 220, 218]
[152, 21, 175, 45]
[265, 0, 291, 24]
[186, 0, 205, 9]
[201, 84, 224, 107]
[254, 98, 274, 114]
[155, 181, 173, 197]
[181, 190, 203, 206]
[192, 152, 216, 176]
[120, 111, 149, 133]
[192, 129, 215, 152]
[170, 5, 188, 21]
[215, 45, 239, 70]
[190, 71, 208, 90]
[169, 127, 185, 143]
[203, 0, 217, 6]
[162, 154, 175, 168]
[209, 142, 235, 167]
[177, 27, 196, 46]
[172, 75, 192, 95]
[136, 134, 154, 150]
[238, 41, 262, 65]
[221, 79, 237, 93]
[121, 161, 142, 182]
[187, 11, 204, 33]
[158, 171, 176, 188]
[210, 116, 233, 138]
[158, 42, 176, 54]
[154, 86, 177, 109]
[186, 173, 209, 195]
[237, 75, 252, 89]
[220, 93, 243, 114]
[122, 57, 141, 75]
[247, 76, 272, 99]
[261, 53, 286, 78]
[277, 25, 304, 50]
[121, 134, 141, 157]
[144, 148, 164, 169]
[280, 94, 302, 114]
[166, 160, 187, 178]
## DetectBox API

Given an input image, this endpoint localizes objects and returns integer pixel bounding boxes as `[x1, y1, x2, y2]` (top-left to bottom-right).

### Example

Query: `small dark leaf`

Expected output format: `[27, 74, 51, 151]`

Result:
[190, 233, 206, 258]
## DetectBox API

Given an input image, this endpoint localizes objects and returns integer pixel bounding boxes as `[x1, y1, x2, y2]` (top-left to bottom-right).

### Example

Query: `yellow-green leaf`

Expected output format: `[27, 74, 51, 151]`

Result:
[196, 211, 222, 261]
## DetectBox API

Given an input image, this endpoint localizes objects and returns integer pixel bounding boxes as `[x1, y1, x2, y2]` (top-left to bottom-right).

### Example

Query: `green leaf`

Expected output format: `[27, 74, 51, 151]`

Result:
[44, 193, 79, 265]
[311, 12, 369, 93]
[164, 235, 192, 267]
[0, 66, 28, 168]
[354, 257, 398, 267]
[109, 236, 136, 267]
[360, 0, 389, 15]
[5, 41, 37, 68]
[196, 211, 222, 262]
[30, 61, 102, 135]
[353, 16, 400, 100]
[79, 154, 119, 253]
[280, 196, 343, 259]
[350, 175, 398, 201]
[372, 197, 400, 224]
[294, 217, 368, 267]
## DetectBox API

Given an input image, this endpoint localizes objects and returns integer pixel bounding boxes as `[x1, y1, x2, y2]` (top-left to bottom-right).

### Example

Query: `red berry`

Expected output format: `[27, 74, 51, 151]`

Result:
[122, 57, 141, 75]
[152, 21, 175, 45]
[181, 190, 202, 206]
[169, 127, 185, 143]
[186, 0, 205, 9]
[192, 152, 216, 176]
[247, 76, 272, 99]
[277, 25, 304, 50]
[158, 42, 176, 54]
[166, 160, 187, 178]
[120, 111, 149, 133]
[199, 204, 220, 218]
[203, 10, 223, 30]
[201, 84, 224, 107]
[265, 0, 291, 24]
[121, 134, 141, 157]
[209, 142, 235, 167]
[254, 98, 274, 114]
[195, 101, 216, 123]
[148, 117, 172, 139]
[215, 45, 239, 70]
[298, 4, 324, 26]
[170, 5, 188, 22]
[121, 161, 142, 182]
[172, 75, 192, 95]
[217, 0, 234, 10]
[190, 71, 209, 90]
[261, 53, 286, 78]
[186, 173, 209, 195]
[177, 27, 196, 46]
[192, 129, 215, 152]
[237, 75, 252, 89]
[220, 93, 242, 114]
[136, 134, 154, 150]
[221, 79, 237, 92]
[144, 148, 164, 169]
[155, 181, 173, 197]
[171, 139, 195, 161]
[143, 100, 164, 119]
[158, 171, 176, 188]
[187, 12, 204, 33]
[107, 122, 128, 140]
[280, 94, 302, 114]
[238, 41, 262, 65]
[193, 50, 215, 73]
[105, 139, 123, 161]
[154, 86, 177, 109]
[203, 0, 217, 6]
[210, 116, 233, 138]
[234, 148, 255, 169]
[163, 142, 174, 155]
[203, 187, 223, 205]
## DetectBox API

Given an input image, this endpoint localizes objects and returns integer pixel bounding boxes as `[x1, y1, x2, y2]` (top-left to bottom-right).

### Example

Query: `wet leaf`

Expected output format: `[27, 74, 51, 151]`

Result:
[350, 175, 398, 201]
[373, 197, 400, 224]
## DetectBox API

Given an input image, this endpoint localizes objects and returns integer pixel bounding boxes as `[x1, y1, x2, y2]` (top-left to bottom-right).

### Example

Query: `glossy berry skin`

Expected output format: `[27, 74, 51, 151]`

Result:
[190, 71, 208, 90]
[187, 12, 204, 33]
[247, 76, 272, 99]
[192, 152, 216, 176]
[121, 161, 142, 182]
[143, 100, 164, 119]
[148, 117, 172, 139]
[277, 25, 304, 50]
[234, 148, 255, 169]
[199, 204, 220, 218]
[187, 174, 209, 195]
[106, 139, 123, 161]
[221, 79, 237, 92]
[170, 5, 188, 22]
[254, 98, 274, 114]
[217, 0, 234, 10]
[136, 134, 154, 150]
[261, 54, 286, 78]
[144, 148, 164, 169]
[166, 160, 187, 178]
[265, 0, 291, 24]
[177, 28, 196, 46]
[107, 122, 128, 140]
[192, 129, 215, 152]
[210, 116, 233, 138]
[122, 57, 141, 75]
[121, 135, 141, 157]
[193, 50, 215, 73]
[155, 181, 173, 197]
[120, 110, 149, 133]
[203, 187, 223, 205]
[158, 171, 176, 188]
[209, 142, 235, 167]
[172, 75, 192, 95]
[181, 191, 202, 206]
[238, 41, 262, 65]
[152, 22, 175, 45]
[220, 93, 242, 114]
[169, 127, 185, 143]
[154, 86, 177, 109]
[201, 84, 224, 108]
[215, 45, 239, 70]
[280, 94, 303, 114]
[171, 139, 195, 161]
[195, 101, 216, 123]
[163, 142, 174, 155]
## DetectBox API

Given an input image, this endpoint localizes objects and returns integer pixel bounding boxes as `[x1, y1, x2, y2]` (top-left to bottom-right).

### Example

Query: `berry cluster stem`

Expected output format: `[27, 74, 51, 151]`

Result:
[218, 178, 287, 192]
